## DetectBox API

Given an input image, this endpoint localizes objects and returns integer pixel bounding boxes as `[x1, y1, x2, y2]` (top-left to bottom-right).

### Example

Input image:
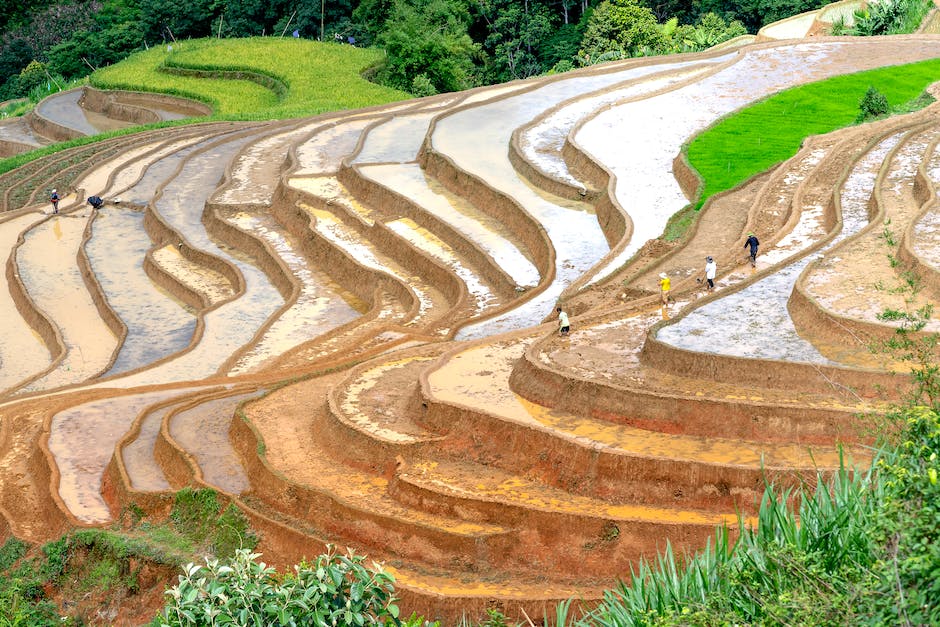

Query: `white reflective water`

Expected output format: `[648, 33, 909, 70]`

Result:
[575, 40, 940, 286]
[352, 113, 437, 164]
[358, 163, 540, 287]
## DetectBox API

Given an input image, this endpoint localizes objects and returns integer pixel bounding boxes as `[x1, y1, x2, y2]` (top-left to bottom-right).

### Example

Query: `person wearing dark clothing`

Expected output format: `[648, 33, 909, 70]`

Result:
[87, 196, 103, 210]
[50, 189, 60, 214]
[744, 233, 759, 267]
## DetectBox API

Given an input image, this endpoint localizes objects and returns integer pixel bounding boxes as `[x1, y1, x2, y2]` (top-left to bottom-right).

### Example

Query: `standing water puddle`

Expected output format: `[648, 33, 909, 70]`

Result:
[49, 389, 197, 523]
[656, 133, 902, 363]
[86, 208, 196, 376]
[169, 391, 265, 494]
[18, 215, 118, 392]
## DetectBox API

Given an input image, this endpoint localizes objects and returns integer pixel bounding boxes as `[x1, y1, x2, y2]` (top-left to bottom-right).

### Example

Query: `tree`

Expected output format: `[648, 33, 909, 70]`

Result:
[377, 0, 479, 94]
[479, 0, 555, 82]
[138, 0, 217, 43]
[578, 0, 665, 63]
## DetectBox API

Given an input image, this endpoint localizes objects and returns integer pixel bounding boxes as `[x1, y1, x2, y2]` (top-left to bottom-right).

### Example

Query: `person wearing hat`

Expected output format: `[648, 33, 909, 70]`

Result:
[50, 189, 60, 214]
[658, 272, 671, 305]
[704, 256, 717, 291]
[744, 232, 759, 267]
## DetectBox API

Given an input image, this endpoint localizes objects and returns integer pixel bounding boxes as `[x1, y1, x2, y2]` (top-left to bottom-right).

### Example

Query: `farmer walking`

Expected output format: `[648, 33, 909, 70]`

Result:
[703, 256, 717, 291]
[50, 189, 60, 214]
[556, 306, 570, 337]
[658, 272, 672, 305]
[744, 233, 759, 267]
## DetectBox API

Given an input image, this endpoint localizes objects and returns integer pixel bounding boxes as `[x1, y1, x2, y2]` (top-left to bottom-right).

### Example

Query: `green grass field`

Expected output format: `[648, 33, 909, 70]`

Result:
[687, 58, 940, 207]
[90, 37, 410, 119]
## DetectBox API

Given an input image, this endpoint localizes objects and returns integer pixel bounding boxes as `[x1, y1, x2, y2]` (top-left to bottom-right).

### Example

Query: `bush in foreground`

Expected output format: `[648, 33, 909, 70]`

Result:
[158, 546, 400, 626]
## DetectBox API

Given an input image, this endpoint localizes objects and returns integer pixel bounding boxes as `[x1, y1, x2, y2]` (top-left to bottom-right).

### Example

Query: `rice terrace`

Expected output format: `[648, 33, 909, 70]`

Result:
[1, 5, 940, 625]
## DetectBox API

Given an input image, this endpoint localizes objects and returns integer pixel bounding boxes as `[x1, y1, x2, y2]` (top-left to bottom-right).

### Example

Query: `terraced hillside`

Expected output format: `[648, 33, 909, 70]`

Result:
[2, 36, 940, 622]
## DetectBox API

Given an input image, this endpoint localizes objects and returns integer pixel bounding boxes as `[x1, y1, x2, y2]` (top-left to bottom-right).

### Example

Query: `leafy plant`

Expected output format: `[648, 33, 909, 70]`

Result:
[158, 546, 400, 626]
[858, 85, 889, 122]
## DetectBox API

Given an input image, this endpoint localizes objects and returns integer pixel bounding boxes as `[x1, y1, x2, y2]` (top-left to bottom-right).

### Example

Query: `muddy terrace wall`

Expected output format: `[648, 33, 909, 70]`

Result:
[509, 336, 866, 445]
[272, 184, 417, 316]
[81, 87, 211, 124]
[419, 143, 555, 281]
[338, 165, 520, 301]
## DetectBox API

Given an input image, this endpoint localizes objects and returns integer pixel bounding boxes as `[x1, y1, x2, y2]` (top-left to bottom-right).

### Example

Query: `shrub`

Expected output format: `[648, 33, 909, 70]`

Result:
[858, 85, 889, 122]
[158, 546, 400, 626]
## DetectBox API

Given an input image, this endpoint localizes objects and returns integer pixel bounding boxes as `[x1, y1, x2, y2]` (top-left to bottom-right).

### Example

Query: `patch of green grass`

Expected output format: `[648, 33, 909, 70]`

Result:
[91, 37, 410, 119]
[687, 58, 940, 208]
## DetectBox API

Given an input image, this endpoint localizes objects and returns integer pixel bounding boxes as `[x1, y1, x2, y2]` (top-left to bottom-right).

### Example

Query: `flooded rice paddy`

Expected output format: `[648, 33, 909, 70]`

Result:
[224, 210, 362, 374]
[656, 133, 902, 362]
[293, 119, 372, 176]
[87, 208, 196, 377]
[575, 41, 940, 286]
[49, 389, 191, 522]
[0, 213, 52, 392]
[358, 164, 540, 287]
[168, 391, 264, 494]
[18, 215, 118, 392]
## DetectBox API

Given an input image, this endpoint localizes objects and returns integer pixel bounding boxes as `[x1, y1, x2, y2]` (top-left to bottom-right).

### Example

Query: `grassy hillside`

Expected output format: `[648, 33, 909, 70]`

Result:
[90, 37, 411, 119]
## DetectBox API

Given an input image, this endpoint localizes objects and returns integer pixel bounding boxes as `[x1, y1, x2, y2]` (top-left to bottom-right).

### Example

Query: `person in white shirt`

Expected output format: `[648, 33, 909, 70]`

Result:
[704, 256, 717, 291]
[556, 307, 570, 336]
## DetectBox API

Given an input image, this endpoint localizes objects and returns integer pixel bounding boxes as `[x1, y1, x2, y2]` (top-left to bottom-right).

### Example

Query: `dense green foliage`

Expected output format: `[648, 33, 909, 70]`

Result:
[158, 547, 400, 626]
[687, 58, 940, 208]
[0, 489, 257, 624]
[831, 0, 933, 36]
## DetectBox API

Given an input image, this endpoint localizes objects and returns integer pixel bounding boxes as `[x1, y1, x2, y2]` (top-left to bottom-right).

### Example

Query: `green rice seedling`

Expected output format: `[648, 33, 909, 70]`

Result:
[687, 58, 940, 208]
[91, 37, 410, 120]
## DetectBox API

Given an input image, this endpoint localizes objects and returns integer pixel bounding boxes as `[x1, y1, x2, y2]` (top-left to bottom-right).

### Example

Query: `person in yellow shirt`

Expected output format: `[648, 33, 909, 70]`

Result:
[658, 272, 671, 305]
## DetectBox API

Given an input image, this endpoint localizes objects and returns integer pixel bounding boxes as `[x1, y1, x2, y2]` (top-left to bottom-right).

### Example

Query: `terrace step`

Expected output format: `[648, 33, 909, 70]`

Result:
[291, 118, 374, 177]
[48, 389, 192, 523]
[86, 207, 197, 378]
[323, 345, 450, 471]
[106, 130, 288, 388]
[572, 38, 940, 290]
[234, 381, 518, 571]
[0, 400, 69, 541]
[391, 457, 740, 578]
[221, 208, 364, 374]
[237, 493, 601, 625]
[210, 120, 319, 208]
[515, 57, 734, 199]
[163, 390, 266, 494]
[354, 162, 538, 295]
[422, 336, 857, 511]
[519, 306, 878, 445]
[794, 125, 940, 357]
[297, 200, 453, 332]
